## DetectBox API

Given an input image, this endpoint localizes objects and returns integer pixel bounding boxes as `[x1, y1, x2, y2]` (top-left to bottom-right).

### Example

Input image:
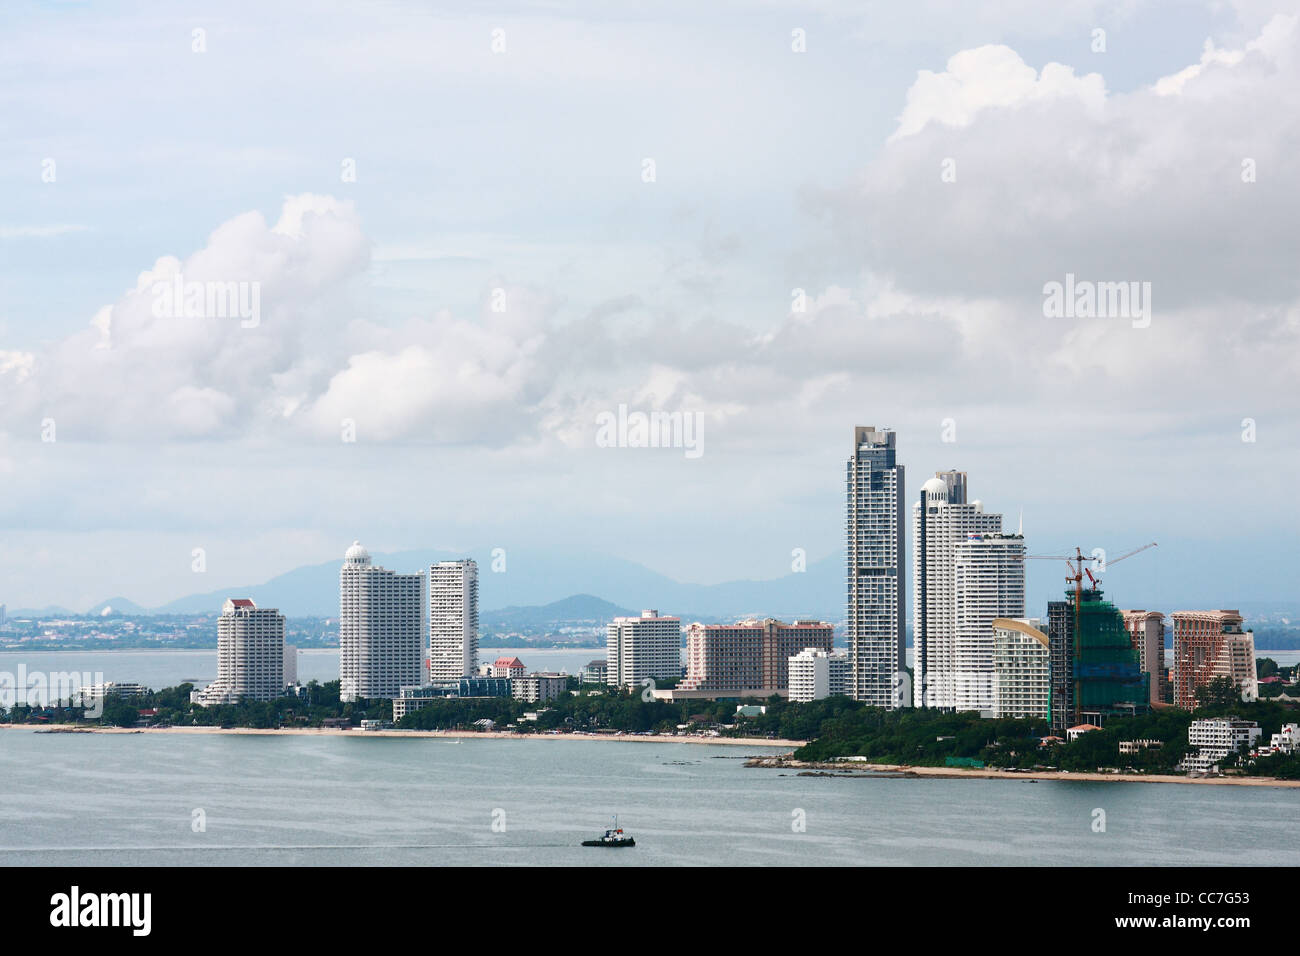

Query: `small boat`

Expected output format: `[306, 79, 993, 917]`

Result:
[581, 815, 635, 848]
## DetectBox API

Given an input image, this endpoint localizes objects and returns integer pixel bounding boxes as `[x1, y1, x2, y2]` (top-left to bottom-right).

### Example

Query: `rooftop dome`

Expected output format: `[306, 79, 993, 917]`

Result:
[920, 476, 949, 499]
[344, 540, 370, 565]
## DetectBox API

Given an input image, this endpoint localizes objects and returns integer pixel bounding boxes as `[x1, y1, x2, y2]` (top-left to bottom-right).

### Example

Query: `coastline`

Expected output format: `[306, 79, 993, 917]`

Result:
[0, 724, 800, 747]
[6, 723, 1298, 785]
[745, 755, 1300, 788]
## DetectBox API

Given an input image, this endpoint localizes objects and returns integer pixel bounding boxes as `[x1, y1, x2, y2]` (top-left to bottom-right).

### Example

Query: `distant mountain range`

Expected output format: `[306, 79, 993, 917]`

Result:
[15, 548, 844, 622]
[13, 546, 1297, 629]
[481, 594, 635, 631]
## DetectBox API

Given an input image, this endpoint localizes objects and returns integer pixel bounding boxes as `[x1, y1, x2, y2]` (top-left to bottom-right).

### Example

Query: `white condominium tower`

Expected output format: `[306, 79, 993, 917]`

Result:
[607, 609, 682, 688]
[953, 532, 1026, 712]
[195, 598, 285, 705]
[991, 618, 1050, 720]
[912, 472, 1002, 708]
[845, 426, 906, 708]
[338, 541, 425, 702]
[429, 560, 479, 681]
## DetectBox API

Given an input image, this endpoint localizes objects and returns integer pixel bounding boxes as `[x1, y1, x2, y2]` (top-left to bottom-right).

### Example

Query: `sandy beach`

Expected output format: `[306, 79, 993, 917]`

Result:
[745, 755, 1300, 788]
[2, 723, 802, 747]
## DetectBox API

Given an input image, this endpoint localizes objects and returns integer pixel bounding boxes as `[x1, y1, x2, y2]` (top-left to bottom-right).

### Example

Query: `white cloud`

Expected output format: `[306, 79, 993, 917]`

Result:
[830, 14, 1300, 316]
[891, 45, 1106, 141]
[0, 195, 369, 441]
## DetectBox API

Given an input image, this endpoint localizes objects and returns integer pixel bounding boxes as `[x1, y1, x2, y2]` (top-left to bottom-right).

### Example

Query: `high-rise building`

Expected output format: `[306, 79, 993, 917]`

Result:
[194, 598, 285, 705]
[1172, 610, 1257, 709]
[680, 619, 834, 694]
[845, 426, 905, 708]
[1046, 600, 1074, 734]
[952, 532, 1026, 712]
[428, 560, 479, 681]
[338, 541, 425, 703]
[1072, 586, 1149, 726]
[283, 644, 298, 688]
[607, 610, 681, 688]
[991, 618, 1050, 720]
[1121, 610, 1167, 706]
[912, 471, 1006, 709]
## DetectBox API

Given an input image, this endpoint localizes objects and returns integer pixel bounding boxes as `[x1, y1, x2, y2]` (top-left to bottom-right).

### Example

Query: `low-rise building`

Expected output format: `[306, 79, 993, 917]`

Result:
[512, 672, 568, 703]
[788, 647, 851, 703]
[580, 659, 608, 684]
[79, 681, 148, 702]
[391, 678, 512, 720]
[490, 656, 526, 679]
[1118, 738, 1163, 755]
[1256, 722, 1299, 757]
[1179, 717, 1261, 774]
[1066, 724, 1101, 742]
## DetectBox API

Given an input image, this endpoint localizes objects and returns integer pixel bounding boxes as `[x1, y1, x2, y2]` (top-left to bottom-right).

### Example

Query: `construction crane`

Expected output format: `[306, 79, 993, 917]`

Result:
[1021, 542, 1157, 599]
[1020, 543, 1158, 725]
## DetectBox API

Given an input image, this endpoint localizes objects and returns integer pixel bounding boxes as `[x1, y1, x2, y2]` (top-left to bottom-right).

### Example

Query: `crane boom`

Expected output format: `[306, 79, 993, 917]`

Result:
[1106, 542, 1157, 567]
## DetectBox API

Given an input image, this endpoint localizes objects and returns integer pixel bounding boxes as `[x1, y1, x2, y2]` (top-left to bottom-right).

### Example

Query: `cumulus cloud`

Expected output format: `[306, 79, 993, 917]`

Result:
[6, 15, 1300, 459]
[816, 9, 1300, 367]
[891, 45, 1106, 141]
[1, 195, 370, 441]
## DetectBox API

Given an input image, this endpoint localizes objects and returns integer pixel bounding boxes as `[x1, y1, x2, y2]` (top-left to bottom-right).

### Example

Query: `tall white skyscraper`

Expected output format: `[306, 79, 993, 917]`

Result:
[338, 541, 425, 702]
[845, 426, 905, 708]
[953, 532, 1026, 712]
[912, 472, 1002, 709]
[195, 598, 285, 705]
[607, 610, 681, 688]
[428, 560, 478, 681]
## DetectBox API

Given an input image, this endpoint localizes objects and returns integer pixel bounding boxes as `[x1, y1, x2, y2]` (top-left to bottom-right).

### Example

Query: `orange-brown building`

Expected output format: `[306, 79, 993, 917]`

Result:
[1171, 610, 1257, 709]
[679, 619, 833, 694]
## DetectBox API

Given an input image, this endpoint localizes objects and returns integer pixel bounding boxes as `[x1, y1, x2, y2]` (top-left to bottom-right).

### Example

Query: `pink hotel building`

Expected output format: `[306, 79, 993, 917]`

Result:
[679, 619, 835, 695]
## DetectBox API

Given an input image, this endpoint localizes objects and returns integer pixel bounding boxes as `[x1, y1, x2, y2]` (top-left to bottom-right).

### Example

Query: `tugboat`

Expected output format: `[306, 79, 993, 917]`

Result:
[581, 815, 636, 848]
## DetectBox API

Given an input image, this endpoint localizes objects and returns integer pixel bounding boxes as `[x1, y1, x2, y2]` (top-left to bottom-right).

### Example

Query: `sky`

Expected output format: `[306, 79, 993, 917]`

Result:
[0, 0, 1297, 614]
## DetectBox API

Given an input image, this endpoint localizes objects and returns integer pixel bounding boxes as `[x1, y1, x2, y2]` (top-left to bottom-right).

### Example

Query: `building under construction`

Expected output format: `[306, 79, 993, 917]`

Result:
[1073, 586, 1149, 724]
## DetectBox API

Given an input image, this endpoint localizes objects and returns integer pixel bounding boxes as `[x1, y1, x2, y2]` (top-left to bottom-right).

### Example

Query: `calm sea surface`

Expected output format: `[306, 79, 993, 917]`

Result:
[3, 648, 1297, 866]
[1, 728, 1297, 866]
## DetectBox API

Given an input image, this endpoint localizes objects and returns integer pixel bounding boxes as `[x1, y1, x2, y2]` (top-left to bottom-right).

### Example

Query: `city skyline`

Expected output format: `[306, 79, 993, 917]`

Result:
[5, 0, 1299, 897]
